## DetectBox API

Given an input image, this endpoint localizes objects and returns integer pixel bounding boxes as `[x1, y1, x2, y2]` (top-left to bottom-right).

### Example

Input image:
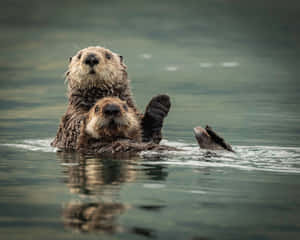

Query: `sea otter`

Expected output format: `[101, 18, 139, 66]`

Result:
[76, 97, 234, 155]
[76, 97, 176, 154]
[77, 97, 141, 149]
[51, 46, 170, 150]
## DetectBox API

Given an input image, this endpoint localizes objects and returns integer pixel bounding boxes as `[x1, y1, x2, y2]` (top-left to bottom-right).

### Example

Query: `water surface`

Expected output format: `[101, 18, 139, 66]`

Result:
[1, 0, 300, 239]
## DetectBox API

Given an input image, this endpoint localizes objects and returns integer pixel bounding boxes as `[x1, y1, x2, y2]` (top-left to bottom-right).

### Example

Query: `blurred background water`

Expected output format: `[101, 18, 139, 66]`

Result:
[0, 0, 300, 239]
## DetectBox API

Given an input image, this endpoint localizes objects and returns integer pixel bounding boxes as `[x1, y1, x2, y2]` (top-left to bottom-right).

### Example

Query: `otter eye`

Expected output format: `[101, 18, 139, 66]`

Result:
[69, 57, 72, 62]
[119, 55, 123, 62]
[105, 53, 111, 60]
[77, 53, 82, 59]
[123, 104, 128, 112]
[95, 106, 100, 113]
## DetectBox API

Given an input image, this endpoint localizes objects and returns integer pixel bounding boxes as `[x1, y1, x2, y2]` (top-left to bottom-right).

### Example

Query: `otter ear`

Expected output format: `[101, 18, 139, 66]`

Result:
[119, 55, 127, 69]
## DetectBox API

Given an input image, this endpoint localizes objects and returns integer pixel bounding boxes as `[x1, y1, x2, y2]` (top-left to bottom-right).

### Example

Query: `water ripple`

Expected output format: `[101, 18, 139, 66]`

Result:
[142, 140, 300, 174]
[1, 139, 300, 174]
[1, 138, 56, 152]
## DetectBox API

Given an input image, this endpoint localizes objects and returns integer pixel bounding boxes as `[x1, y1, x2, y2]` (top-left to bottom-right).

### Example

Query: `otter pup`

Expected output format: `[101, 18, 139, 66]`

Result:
[76, 97, 176, 155]
[77, 97, 141, 147]
[51, 46, 170, 150]
[76, 97, 234, 155]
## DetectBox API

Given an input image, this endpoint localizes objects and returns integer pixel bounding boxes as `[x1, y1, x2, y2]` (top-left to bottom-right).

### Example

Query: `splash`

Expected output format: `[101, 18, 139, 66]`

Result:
[1, 138, 56, 153]
[1, 139, 300, 174]
[141, 140, 300, 174]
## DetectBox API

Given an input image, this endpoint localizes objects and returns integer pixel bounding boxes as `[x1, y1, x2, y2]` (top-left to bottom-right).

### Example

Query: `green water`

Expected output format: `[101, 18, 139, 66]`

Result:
[1, 0, 300, 239]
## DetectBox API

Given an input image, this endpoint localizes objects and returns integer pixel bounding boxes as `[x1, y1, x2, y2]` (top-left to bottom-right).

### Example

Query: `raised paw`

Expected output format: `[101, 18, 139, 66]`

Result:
[141, 94, 171, 143]
[145, 94, 170, 122]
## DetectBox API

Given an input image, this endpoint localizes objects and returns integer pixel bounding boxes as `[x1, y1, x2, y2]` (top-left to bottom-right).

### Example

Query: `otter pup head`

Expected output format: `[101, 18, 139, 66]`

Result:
[84, 97, 141, 142]
[66, 46, 127, 91]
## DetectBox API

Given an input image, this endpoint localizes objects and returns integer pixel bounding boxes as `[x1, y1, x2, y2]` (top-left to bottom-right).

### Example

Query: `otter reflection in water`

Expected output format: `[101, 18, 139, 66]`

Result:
[59, 152, 137, 195]
[59, 152, 135, 233]
[58, 152, 163, 236]
[63, 202, 128, 233]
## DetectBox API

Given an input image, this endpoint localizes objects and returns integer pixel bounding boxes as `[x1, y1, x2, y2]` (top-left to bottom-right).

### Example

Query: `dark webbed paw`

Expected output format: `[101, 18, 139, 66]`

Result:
[141, 94, 171, 143]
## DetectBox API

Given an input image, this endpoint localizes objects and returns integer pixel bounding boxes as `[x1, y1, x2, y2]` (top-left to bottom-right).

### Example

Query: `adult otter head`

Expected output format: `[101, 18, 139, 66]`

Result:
[84, 97, 141, 142]
[66, 46, 127, 91]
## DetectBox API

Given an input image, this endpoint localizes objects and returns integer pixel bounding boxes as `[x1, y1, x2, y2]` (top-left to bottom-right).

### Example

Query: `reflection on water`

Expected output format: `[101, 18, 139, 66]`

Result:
[58, 152, 137, 196]
[63, 202, 127, 233]
[59, 152, 134, 234]
[58, 152, 166, 237]
[1, 140, 300, 239]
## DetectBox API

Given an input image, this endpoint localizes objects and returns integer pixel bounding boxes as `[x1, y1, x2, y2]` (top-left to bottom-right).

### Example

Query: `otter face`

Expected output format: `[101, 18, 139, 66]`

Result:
[85, 97, 141, 141]
[67, 46, 127, 90]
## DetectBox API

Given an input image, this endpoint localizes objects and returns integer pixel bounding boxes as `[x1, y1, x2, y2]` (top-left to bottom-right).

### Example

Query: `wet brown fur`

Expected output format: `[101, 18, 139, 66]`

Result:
[77, 97, 141, 151]
[51, 46, 140, 150]
[76, 97, 176, 154]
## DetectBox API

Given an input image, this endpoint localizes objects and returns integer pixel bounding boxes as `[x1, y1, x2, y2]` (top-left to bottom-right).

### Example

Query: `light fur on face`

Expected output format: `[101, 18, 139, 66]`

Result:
[84, 97, 141, 141]
[66, 46, 128, 91]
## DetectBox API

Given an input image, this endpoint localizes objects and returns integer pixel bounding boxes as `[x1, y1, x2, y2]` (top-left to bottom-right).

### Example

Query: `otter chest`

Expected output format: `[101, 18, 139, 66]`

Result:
[69, 87, 126, 111]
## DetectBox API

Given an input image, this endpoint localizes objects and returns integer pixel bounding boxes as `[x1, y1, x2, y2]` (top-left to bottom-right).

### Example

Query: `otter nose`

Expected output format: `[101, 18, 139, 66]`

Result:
[84, 54, 99, 67]
[103, 104, 121, 116]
